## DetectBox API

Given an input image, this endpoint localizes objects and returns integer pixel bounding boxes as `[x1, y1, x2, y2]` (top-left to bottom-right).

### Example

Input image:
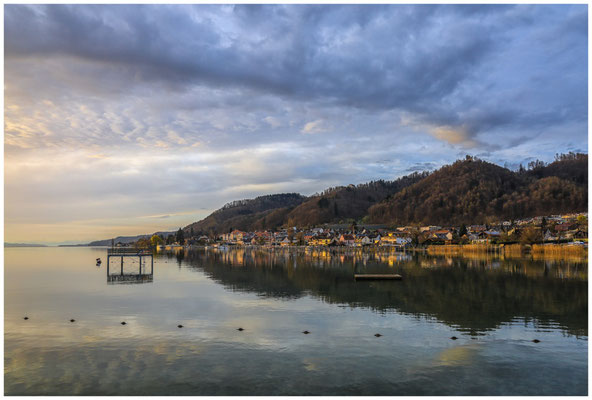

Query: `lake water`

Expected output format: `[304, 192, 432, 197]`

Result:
[4, 247, 588, 395]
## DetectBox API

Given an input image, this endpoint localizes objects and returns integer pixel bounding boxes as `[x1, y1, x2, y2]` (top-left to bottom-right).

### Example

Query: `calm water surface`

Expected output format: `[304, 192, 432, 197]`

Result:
[4, 247, 588, 395]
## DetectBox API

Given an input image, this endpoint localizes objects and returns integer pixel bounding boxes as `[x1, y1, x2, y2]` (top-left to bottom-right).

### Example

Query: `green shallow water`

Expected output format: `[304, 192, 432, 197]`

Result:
[4, 247, 588, 395]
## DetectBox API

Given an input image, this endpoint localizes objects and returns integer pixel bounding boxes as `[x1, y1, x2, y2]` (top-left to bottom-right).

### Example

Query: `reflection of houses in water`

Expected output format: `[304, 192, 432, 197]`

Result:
[201, 246, 587, 281]
[181, 248, 588, 338]
[107, 248, 154, 284]
[202, 246, 415, 274]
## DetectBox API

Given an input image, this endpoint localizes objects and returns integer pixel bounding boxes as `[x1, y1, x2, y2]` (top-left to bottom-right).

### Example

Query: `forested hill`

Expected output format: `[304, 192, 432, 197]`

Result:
[184, 153, 587, 234]
[184, 173, 427, 235]
[185, 193, 307, 235]
[283, 172, 428, 227]
[525, 152, 587, 184]
[368, 154, 588, 226]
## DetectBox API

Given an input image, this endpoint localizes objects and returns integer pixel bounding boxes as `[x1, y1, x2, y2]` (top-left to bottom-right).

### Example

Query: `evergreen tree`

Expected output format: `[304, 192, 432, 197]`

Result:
[176, 228, 185, 244]
[459, 224, 467, 237]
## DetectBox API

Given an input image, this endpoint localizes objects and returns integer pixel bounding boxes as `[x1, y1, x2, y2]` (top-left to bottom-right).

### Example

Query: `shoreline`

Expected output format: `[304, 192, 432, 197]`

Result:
[156, 242, 588, 262]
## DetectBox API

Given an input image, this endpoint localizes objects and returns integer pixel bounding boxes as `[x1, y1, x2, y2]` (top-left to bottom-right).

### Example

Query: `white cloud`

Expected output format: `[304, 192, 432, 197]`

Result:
[301, 119, 329, 134]
[263, 116, 282, 128]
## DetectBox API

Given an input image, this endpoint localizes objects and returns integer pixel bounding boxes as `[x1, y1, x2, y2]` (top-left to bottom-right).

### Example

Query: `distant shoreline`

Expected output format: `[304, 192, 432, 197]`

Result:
[4, 243, 100, 247]
[4, 243, 48, 247]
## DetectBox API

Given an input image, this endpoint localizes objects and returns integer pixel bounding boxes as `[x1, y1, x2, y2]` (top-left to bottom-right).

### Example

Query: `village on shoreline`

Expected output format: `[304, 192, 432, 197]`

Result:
[136, 212, 588, 254]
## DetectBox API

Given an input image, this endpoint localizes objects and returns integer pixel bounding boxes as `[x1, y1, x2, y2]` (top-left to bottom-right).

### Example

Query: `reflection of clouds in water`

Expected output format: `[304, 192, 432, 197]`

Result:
[400, 342, 482, 381]
[6, 340, 207, 394]
[433, 343, 481, 367]
[5, 338, 324, 395]
[303, 357, 320, 371]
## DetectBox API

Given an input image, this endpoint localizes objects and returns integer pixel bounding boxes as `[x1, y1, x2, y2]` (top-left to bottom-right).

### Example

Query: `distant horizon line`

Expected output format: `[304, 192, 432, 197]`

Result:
[6, 153, 587, 246]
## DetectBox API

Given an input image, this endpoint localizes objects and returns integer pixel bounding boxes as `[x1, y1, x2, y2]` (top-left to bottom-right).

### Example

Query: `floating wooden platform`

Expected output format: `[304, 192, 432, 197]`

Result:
[354, 274, 402, 281]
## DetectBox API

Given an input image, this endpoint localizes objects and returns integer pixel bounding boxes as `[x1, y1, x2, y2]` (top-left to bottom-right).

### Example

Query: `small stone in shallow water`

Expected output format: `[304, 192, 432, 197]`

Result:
[302, 330, 310, 334]
[374, 333, 382, 337]
[121, 322, 127, 325]
[532, 339, 540, 343]
[450, 336, 458, 340]
[237, 328, 244, 331]
[70, 319, 75, 323]
[23, 316, 29, 320]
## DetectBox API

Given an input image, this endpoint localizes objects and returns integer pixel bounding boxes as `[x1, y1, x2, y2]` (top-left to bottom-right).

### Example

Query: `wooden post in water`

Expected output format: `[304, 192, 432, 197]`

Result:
[121, 256, 123, 275]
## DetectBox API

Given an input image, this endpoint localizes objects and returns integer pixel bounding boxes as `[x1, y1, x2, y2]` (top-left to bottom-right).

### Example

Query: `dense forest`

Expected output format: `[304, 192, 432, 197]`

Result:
[185, 153, 588, 234]
[525, 152, 587, 184]
[368, 154, 588, 225]
[282, 172, 429, 227]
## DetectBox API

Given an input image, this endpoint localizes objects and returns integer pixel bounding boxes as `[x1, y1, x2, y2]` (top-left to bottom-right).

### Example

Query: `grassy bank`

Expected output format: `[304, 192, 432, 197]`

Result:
[531, 244, 588, 262]
[427, 243, 587, 261]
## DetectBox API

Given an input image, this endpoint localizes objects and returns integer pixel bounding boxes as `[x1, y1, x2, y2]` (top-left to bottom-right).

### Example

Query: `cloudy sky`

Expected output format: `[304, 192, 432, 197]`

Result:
[4, 4, 588, 244]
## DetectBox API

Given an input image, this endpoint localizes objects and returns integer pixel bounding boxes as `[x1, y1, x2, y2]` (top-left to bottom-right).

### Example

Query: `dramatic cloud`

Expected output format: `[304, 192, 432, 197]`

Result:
[4, 4, 587, 243]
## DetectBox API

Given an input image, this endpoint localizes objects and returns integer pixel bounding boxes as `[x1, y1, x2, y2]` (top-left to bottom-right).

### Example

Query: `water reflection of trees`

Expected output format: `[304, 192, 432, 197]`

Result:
[174, 249, 587, 337]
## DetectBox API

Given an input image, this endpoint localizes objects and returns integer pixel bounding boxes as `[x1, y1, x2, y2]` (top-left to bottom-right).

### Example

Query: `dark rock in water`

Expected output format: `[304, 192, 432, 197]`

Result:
[374, 333, 383, 337]
[302, 330, 310, 334]
[177, 325, 183, 328]
[450, 336, 458, 340]
[237, 327, 244, 331]
[23, 316, 29, 320]
[121, 321, 127, 325]
[70, 319, 75, 323]
[532, 339, 540, 343]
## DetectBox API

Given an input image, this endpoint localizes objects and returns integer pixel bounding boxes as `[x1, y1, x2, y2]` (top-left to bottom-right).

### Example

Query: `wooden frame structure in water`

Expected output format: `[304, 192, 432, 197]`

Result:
[106, 248, 154, 284]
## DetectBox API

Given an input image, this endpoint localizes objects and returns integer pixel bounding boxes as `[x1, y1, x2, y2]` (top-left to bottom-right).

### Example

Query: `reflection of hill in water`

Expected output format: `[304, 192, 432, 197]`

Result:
[178, 249, 587, 337]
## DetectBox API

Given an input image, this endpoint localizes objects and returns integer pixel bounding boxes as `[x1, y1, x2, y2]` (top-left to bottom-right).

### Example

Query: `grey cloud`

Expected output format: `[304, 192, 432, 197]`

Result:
[7, 4, 586, 148]
[405, 162, 438, 173]
[2, 5, 557, 135]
